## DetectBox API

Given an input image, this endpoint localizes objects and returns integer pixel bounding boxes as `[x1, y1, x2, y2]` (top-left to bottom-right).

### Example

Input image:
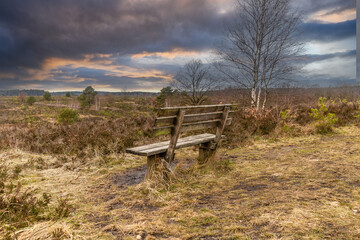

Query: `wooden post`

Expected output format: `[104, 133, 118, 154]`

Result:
[199, 142, 214, 164]
[213, 106, 230, 147]
[146, 153, 168, 179]
[198, 106, 230, 163]
[146, 155, 157, 179]
[165, 110, 185, 164]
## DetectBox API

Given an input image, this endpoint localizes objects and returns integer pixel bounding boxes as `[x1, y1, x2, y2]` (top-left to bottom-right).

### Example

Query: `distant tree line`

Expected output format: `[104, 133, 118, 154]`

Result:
[0, 89, 45, 96]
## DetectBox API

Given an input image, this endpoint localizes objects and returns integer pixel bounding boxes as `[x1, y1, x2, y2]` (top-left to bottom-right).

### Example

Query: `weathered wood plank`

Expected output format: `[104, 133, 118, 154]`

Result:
[146, 155, 157, 179]
[165, 110, 185, 163]
[158, 104, 235, 117]
[199, 142, 215, 164]
[127, 133, 214, 153]
[126, 133, 219, 156]
[153, 118, 232, 136]
[126, 135, 203, 156]
[126, 141, 170, 152]
[142, 135, 219, 156]
[153, 125, 175, 131]
[161, 104, 234, 110]
[155, 111, 234, 127]
[154, 115, 177, 126]
[182, 118, 232, 132]
[214, 106, 230, 145]
[183, 111, 231, 124]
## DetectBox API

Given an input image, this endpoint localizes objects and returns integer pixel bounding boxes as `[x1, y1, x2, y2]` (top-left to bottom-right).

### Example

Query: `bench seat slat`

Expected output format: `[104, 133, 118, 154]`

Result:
[126, 133, 219, 156]
[126, 133, 212, 153]
[141, 134, 215, 155]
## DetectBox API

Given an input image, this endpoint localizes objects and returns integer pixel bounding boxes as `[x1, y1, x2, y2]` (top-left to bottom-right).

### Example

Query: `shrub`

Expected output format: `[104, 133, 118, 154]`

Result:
[0, 183, 51, 228]
[18, 92, 26, 102]
[0, 165, 51, 232]
[78, 86, 97, 109]
[0, 115, 153, 159]
[243, 108, 278, 135]
[65, 92, 71, 97]
[43, 91, 52, 101]
[156, 86, 175, 108]
[224, 108, 278, 146]
[280, 110, 290, 121]
[327, 100, 358, 125]
[279, 109, 298, 135]
[57, 109, 79, 124]
[26, 96, 36, 106]
[50, 197, 72, 220]
[309, 97, 338, 134]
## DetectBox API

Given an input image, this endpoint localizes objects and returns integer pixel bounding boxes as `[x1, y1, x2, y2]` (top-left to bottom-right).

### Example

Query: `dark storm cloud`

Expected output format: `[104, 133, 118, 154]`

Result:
[294, 74, 357, 87]
[0, 0, 356, 90]
[0, 0, 228, 71]
[301, 20, 356, 42]
[0, 0, 355, 68]
[299, 50, 356, 65]
[300, 50, 356, 64]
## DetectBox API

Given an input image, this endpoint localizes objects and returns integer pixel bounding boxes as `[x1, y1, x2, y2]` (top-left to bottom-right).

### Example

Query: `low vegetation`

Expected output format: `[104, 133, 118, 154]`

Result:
[57, 108, 79, 124]
[43, 91, 52, 101]
[26, 96, 36, 106]
[309, 97, 338, 134]
[0, 87, 359, 239]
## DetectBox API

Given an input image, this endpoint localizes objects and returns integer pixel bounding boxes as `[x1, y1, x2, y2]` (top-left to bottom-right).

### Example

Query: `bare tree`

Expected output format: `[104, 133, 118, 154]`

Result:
[216, 0, 303, 109]
[173, 59, 218, 105]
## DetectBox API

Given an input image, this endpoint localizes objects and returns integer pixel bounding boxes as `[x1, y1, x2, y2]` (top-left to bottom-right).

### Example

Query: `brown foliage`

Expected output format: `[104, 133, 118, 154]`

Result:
[0, 115, 154, 158]
[224, 108, 278, 144]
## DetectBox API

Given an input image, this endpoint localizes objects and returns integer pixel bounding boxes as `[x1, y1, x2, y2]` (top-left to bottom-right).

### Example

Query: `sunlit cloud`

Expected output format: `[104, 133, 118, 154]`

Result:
[305, 37, 356, 55]
[21, 55, 173, 84]
[303, 56, 355, 79]
[131, 48, 199, 60]
[0, 73, 15, 79]
[308, 8, 356, 23]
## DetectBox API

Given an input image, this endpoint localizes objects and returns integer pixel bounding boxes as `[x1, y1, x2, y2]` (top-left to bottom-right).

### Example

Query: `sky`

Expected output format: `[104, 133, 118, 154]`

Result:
[0, 0, 356, 92]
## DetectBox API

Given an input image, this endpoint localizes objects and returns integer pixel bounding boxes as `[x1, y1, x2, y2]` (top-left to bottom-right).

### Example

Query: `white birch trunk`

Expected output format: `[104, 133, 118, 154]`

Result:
[256, 86, 261, 110]
[262, 90, 267, 109]
[251, 87, 257, 108]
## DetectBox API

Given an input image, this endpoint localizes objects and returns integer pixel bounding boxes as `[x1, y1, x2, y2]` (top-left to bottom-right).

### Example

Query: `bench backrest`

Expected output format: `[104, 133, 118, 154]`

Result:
[153, 104, 234, 163]
[153, 104, 234, 136]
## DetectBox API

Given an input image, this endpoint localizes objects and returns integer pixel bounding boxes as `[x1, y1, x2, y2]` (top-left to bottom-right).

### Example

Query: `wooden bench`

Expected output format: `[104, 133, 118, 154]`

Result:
[126, 104, 234, 178]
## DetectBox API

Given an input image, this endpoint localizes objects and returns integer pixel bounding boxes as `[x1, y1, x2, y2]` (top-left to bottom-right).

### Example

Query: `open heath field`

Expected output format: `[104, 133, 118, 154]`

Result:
[0, 89, 360, 239]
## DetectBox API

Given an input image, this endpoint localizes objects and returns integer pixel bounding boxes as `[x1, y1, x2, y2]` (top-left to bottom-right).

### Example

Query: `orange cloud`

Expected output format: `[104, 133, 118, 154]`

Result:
[131, 48, 198, 60]
[0, 73, 15, 79]
[21, 54, 173, 83]
[309, 8, 356, 23]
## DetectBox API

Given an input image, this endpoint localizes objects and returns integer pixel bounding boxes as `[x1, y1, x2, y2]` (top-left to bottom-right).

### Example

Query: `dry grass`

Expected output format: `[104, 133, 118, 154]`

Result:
[1, 93, 360, 239]
[1, 125, 358, 239]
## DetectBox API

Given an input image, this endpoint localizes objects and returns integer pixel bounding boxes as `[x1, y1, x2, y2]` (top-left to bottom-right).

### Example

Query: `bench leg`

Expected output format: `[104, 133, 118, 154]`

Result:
[146, 155, 158, 179]
[146, 153, 170, 180]
[199, 142, 216, 164]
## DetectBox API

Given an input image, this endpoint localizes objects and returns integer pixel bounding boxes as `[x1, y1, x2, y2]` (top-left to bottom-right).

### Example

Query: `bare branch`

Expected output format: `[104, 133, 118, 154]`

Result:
[172, 59, 218, 105]
[216, 0, 304, 108]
